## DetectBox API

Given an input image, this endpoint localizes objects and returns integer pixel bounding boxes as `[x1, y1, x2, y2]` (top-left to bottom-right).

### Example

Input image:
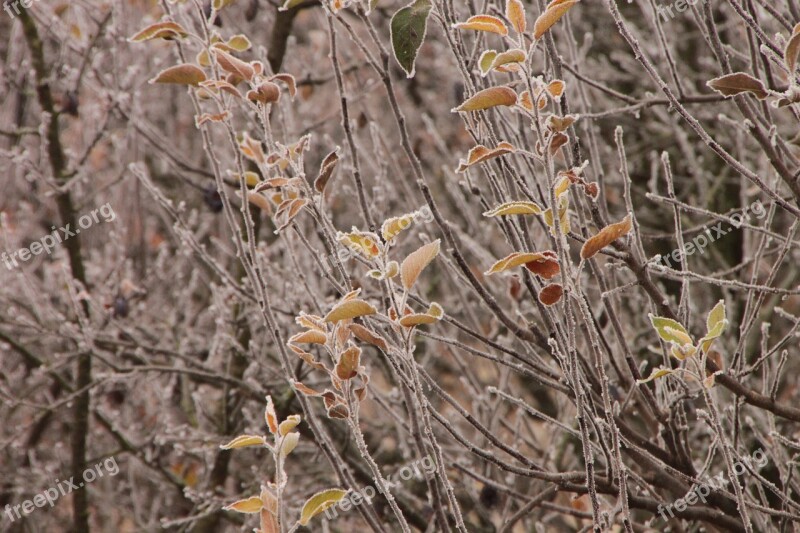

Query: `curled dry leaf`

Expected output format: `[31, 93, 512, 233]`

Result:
[130, 21, 188, 42]
[314, 149, 340, 193]
[538, 284, 563, 306]
[400, 240, 441, 290]
[506, 0, 526, 33]
[453, 87, 517, 112]
[239, 133, 265, 165]
[707, 72, 768, 100]
[275, 198, 309, 233]
[453, 15, 509, 36]
[534, 0, 578, 40]
[247, 82, 281, 104]
[335, 345, 361, 380]
[149, 64, 207, 86]
[483, 201, 543, 217]
[324, 299, 378, 322]
[456, 142, 515, 172]
[580, 214, 632, 259]
[199, 79, 242, 98]
[271, 73, 297, 99]
[245, 192, 272, 215]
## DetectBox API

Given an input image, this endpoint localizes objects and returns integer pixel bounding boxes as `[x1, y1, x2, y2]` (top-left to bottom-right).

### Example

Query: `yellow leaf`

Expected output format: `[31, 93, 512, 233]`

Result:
[324, 299, 378, 322]
[485, 251, 558, 276]
[220, 435, 267, 449]
[453, 87, 517, 112]
[479, 50, 498, 76]
[299, 489, 349, 525]
[338, 230, 382, 259]
[279, 432, 300, 457]
[400, 240, 441, 290]
[227, 34, 252, 52]
[149, 64, 207, 86]
[453, 15, 509, 36]
[382, 214, 415, 242]
[457, 142, 516, 172]
[224, 496, 264, 514]
[399, 313, 439, 327]
[637, 367, 675, 384]
[547, 79, 565, 99]
[506, 0, 526, 33]
[533, 0, 578, 40]
[490, 49, 526, 71]
[580, 214, 632, 260]
[279, 415, 301, 436]
[483, 201, 542, 217]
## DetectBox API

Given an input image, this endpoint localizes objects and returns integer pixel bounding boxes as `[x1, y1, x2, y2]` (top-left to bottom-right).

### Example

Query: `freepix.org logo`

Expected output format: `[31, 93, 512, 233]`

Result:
[2, 202, 116, 270]
[4, 457, 120, 522]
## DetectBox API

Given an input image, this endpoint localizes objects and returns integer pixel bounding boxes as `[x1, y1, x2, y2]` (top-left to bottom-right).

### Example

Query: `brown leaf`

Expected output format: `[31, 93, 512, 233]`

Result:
[538, 284, 563, 306]
[580, 214, 632, 259]
[271, 73, 297, 99]
[149, 64, 207, 86]
[486, 251, 559, 277]
[456, 142, 515, 172]
[349, 324, 389, 352]
[453, 87, 517, 112]
[786, 32, 800, 76]
[213, 47, 255, 81]
[524, 251, 560, 280]
[707, 72, 768, 100]
[401, 240, 441, 290]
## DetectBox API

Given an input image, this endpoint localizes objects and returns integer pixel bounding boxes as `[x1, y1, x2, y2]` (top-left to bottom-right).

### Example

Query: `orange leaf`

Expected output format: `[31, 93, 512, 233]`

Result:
[580, 214, 632, 259]
[506, 0, 526, 33]
[324, 299, 378, 322]
[453, 15, 509, 36]
[224, 496, 264, 514]
[453, 87, 517, 112]
[533, 0, 578, 40]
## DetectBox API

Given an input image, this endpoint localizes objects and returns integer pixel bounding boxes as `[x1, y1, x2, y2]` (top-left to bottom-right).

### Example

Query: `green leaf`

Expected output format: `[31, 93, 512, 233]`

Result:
[298, 489, 348, 525]
[390, 0, 432, 78]
[649, 315, 693, 345]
